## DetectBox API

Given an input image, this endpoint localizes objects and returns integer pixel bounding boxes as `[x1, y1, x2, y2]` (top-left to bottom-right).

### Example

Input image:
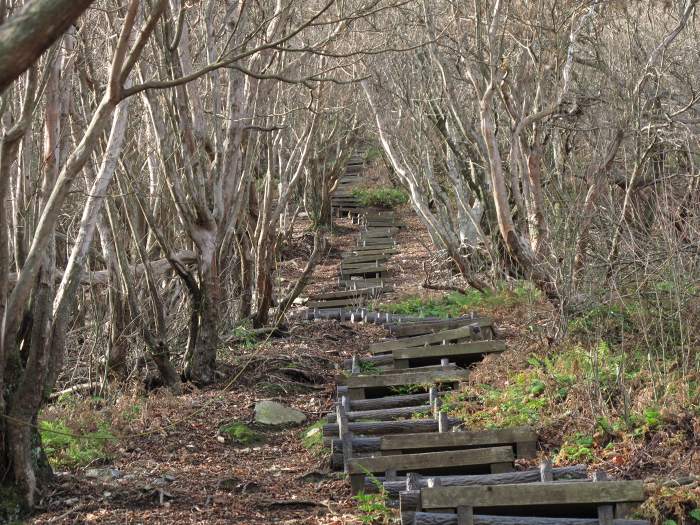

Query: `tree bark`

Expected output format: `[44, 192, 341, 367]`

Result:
[0, 0, 95, 93]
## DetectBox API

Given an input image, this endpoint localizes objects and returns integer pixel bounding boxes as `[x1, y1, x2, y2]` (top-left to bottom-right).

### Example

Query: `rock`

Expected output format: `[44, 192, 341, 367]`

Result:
[85, 468, 121, 481]
[254, 400, 306, 426]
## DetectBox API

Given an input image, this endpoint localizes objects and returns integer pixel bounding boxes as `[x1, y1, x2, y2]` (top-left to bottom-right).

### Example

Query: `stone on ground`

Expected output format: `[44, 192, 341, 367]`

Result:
[254, 400, 307, 426]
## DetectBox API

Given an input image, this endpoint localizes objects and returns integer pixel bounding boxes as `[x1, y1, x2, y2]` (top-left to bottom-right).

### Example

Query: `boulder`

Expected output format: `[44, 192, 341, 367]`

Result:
[254, 400, 306, 426]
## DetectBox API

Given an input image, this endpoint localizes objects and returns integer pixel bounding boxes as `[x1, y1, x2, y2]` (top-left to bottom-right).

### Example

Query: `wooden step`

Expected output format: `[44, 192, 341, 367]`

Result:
[380, 426, 536, 457]
[307, 297, 369, 309]
[322, 416, 460, 438]
[326, 404, 431, 424]
[308, 287, 388, 300]
[409, 513, 649, 525]
[338, 368, 469, 400]
[331, 426, 536, 471]
[340, 255, 388, 268]
[340, 268, 388, 278]
[417, 480, 646, 525]
[392, 340, 507, 369]
[340, 278, 393, 289]
[386, 317, 494, 338]
[348, 446, 515, 494]
[369, 324, 488, 354]
[381, 464, 588, 499]
[341, 254, 391, 264]
[342, 248, 399, 256]
[361, 228, 399, 237]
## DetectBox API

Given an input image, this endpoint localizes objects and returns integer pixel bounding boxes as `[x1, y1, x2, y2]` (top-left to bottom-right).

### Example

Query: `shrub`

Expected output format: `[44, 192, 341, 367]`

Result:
[351, 187, 408, 209]
[40, 419, 115, 468]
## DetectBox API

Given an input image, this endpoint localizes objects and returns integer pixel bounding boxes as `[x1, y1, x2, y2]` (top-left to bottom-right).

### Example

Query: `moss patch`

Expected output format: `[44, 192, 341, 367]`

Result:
[219, 422, 262, 445]
[301, 420, 326, 454]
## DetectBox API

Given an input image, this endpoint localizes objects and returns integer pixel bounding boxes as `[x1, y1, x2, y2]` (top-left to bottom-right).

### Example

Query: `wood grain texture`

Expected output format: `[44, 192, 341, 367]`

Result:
[392, 340, 506, 360]
[323, 417, 460, 437]
[369, 325, 486, 354]
[380, 427, 536, 452]
[343, 368, 469, 388]
[421, 481, 645, 509]
[348, 446, 514, 474]
[411, 514, 649, 525]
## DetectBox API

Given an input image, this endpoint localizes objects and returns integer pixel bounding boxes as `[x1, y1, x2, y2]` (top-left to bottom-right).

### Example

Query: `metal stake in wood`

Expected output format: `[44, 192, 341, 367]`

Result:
[438, 410, 449, 433]
[351, 356, 360, 375]
[427, 477, 441, 488]
[337, 398, 353, 473]
[593, 470, 614, 525]
[540, 459, 553, 482]
[406, 472, 421, 491]
[432, 395, 442, 418]
[457, 506, 475, 525]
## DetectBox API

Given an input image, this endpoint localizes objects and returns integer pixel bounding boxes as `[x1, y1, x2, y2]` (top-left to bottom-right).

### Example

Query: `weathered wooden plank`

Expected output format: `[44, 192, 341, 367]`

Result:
[342, 254, 391, 264]
[350, 391, 443, 410]
[421, 481, 645, 510]
[341, 368, 469, 389]
[349, 446, 514, 475]
[341, 263, 389, 272]
[392, 340, 506, 361]
[380, 427, 536, 455]
[307, 298, 369, 309]
[382, 465, 589, 499]
[341, 262, 387, 271]
[340, 278, 393, 288]
[387, 317, 494, 339]
[362, 227, 399, 236]
[326, 404, 431, 423]
[411, 514, 649, 525]
[357, 240, 396, 247]
[328, 436, 381, 453]
[342, 248, 399, 256]
[342, 354, 394, 369]
[369, 324, 485, 354]
[306, 307, 399, 322]
[308, 287, 388, 300]
[322, 417, 460, 437]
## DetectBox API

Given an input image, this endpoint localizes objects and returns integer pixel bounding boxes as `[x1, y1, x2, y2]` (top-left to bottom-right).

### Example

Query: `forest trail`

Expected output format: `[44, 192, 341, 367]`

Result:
[30, 153, 653, 525]
[305, 157, 649, 525]
[30, 156, 435, 524]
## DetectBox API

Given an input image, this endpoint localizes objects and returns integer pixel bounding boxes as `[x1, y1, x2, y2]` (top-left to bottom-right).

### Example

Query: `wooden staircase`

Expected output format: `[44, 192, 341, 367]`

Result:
[305, 153, 649, 525]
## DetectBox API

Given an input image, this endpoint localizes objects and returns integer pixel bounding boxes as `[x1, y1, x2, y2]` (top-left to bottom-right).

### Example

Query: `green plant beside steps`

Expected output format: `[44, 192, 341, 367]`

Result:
[351, 187, 408, 209]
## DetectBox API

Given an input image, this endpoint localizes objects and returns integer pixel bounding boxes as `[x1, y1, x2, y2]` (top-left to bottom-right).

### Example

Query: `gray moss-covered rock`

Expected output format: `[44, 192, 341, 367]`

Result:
[254, 400, 307, 426]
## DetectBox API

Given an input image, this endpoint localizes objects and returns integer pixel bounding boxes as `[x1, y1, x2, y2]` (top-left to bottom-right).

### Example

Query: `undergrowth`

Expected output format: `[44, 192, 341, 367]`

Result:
[443, 286, 700, 524]
[378, 285, 537, 317]
[40, 418, 115, 468]
[351, 187, 408, 209]
[353, 471, 395, 524]
[38, 393, 147, 469]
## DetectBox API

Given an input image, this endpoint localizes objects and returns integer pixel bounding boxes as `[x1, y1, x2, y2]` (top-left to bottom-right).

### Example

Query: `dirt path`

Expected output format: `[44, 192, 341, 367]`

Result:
[31, 210, 434, 525]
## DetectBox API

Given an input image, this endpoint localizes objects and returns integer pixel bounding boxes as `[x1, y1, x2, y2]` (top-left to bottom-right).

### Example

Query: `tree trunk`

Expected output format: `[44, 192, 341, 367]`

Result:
[183, 253, 220, 385]
[0, 0, 95, 93]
